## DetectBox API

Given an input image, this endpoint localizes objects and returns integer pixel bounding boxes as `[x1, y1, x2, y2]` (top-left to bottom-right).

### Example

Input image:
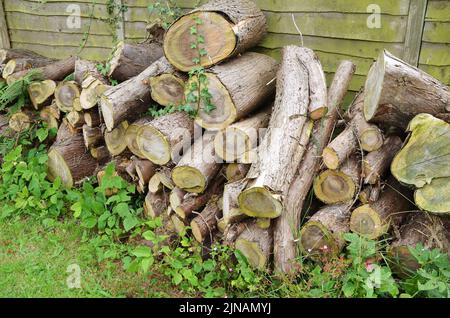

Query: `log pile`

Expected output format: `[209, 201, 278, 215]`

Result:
[0, 0, 448, 277]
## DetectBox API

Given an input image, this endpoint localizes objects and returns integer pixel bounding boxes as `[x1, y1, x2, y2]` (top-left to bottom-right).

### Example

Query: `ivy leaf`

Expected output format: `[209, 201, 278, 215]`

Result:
[189, 26, 197, 35]
[199, 48, 208, 57]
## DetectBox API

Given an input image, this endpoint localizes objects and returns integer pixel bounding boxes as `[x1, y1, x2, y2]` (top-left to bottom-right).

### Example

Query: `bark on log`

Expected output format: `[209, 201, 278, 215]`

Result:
[100, 57, 174, 131]
[301, 48, 327, 119]
[66, 111, 85, 128]
[7, 57, 76, 84]
[192, 52, 277, 130]
[156, 166, 176, 191]
[40, 104, 60, 130]
[300, 203, 353, 260]
[28, 79, 56, 109]
[235, 222, 273, 270]
[2, 55, 53, 79]
[144, 190, 170, 219]
[213, 106, 271, 162]
[274, 60, 355, 274]
[363, 136, 402, 184]
[136, 111, 194, 165]
[191, 196, 222, 243]
[225, 163, 250, 182]
[108, 41, 164, 82]
[222, 179, 248, 227]
[238, 46, 313, 219]
[364, 50, 450, 129]
[389, 213, 450, 275]
[164, 0, 266, 72]
[350, 179, 412, 239]
[83, 109, 101, 127]
[134, 158, 157, 191]
[47, 122, 97, 188]
[104, 121, 129, 156]
[148, 73, 186, 107]
[0, 48, 48, 65]
[125, 116, 153, 158]
[313, 155, 361, 204]
[90, 145, 110, 162]
[391, 114, 450, 214]
[322, 124, 357, 170]
[172, 131, 221, 193]
[359, 184, 381, 204]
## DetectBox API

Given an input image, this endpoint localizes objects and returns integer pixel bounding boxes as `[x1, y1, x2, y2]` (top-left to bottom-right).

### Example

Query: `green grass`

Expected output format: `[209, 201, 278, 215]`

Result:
[0, 217, 184, 298]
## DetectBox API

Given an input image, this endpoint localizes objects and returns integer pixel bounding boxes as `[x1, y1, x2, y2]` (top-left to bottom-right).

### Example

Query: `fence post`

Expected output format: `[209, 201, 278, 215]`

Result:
[0, 0, 11, 49]
[403, 0, 428, 66]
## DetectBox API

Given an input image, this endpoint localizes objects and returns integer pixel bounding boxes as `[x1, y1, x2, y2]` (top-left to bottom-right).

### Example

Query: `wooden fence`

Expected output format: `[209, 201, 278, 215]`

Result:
[1, 0, 449, 93]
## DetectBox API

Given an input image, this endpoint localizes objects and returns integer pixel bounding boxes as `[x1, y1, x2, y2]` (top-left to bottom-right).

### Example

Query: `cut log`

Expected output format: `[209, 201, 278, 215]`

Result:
[172, 174, 225, 219]
[66, 111, 85, 128]
[313, 155, 361, 204]
[7, 56, 76, 84]
[148, 173, 163, 194]
[358, 184, 381, 204]
[0, 48, 48, 65]
[144, 190, 170, 219]
[225, 163, 250, 182]
[363, 136, 402, 184]
[301, 48, 327, 119]
[223, 219, 254, 245]
[148, 73, 186, 107]
[90, 145, 110, 162]
[28, 79, 56, 109]
[170, 214, 188, 236]
[104, 121, 129, 156]
[350, 179, 412, 239]
[191, 196, 222, 243]
[83, 109, 101, 127]
[54, 81, 80, 113]
[238, 46, 313, 219]
[274, 60, 355, 274]
[322, 125, 357, 170]
[107, 41, 164, 82]
[364, 50, 450, 129]
[300, 203, 353, 260]
[136, 111, 194, 165]
[164, 0, 266, 72]
[74, 59, 105, 86]
[82, 125, 103, 149]
[2, 57, 51, 79]
[156, 166, 176, 190]
[213, 106, 271, 162]
[40, 104, 60, 130]
[389, 213, 450, 275]
[192, 52, 277, 130]
[79, 71, 108, 110]
[47, 122, 97, 188]
[235, 222, 273, 270]
[125, 116, 153, 158]
[134, 158, 157, 190]
[100, 57, 173, 131]
[172, 131, 221, 193]
[391, 114, 450, 214]
[222, 179, 248, 227]
[9, 111, 33, 132]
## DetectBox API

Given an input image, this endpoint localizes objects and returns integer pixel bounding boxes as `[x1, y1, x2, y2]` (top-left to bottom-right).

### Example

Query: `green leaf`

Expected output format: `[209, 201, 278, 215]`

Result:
[83, 217, 97, 229]
[132, 246, 152, 258]
[123, 216, 138, 232]
[71, 202, 83, 218]
[173, 272, 183, 285]
[36, 128, 48, 142]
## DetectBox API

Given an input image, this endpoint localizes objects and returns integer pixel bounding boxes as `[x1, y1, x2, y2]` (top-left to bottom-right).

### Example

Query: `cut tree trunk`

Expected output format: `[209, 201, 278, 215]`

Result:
[7, 56, 76, 84]
[80, 77, 108, 111]
[391, 114, 450, 214]
[300, 203, 353, 260]
[238, 46, 313, 219]
[191, 195, 222, 243]
[125, 116, 153, 158]
[222, 179, 248, 227]
[172, 131, 221, 193]
[144, 190, 170, 219]
[364, 50, 450, 129]
[274, 60, 355, 274]
[322, 124, 357, 170]
[9, 111, 34, 132]
[83, 109, 101, 127]
[313, 155, 361, 204]
[164, 0, 266, 72]
[389, 212, 449, 275]
[301, 48, 327, 119]
[225, 163, 250, 182]
[104, 121, 129, 156]
[66, 111, 85, 128]
[0, 48, 48, 65]
[2, 55, 53, 79]
[192, 52, 277, 130]
[28, 79, 56, 109]
[213, 106, 271, 162]
[155, 166, 176, 191]
[40, 104, 60, 130]
[350, 178, 412, 239]
[47, 122, 97, 188]
[363, 136, 402, 184]
[134, 158, 157, 191]
[136, 111, 194, 165]
[100, 57, 173, 131]
[235, 222, 273, 270]
[54, 81, 80, 113]
[107, 41, 163, 82]
[148, 72, 186, 107]
[82, 125, 103, 149]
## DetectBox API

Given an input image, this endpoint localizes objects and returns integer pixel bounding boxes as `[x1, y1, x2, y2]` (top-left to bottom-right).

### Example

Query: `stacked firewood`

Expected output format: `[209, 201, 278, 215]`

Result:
[0, 0, 448, 276]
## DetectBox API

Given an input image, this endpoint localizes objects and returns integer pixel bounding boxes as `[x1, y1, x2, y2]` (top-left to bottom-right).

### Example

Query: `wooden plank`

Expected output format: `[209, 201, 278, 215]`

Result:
[4, 0, 108, 17]
[425, 0, 450, 21]
[114, 0, 125, 41]
[422, 21, 450, 43]
[6, 12, 112, 35]
[419, 64, 450, 84]
[11, 42, 111, 61]
[403, 0, 428, 66]
[419, 42, 450, 66]
[0, 0, 11, 48]
[9, 29, 114, 48]
[259, 33, 404, 59]
[127, 0, 410, 15]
